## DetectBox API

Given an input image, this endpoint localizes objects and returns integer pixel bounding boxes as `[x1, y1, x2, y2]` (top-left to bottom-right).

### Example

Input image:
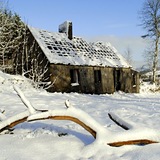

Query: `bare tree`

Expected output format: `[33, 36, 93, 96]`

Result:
[15, 38, 52, 89]
[0, 1, 52, 89]
[140, 0, 160, 84]
[26, 53, 51, 89]
[142, 42, 155, 70]
[124, 47, 133, 65]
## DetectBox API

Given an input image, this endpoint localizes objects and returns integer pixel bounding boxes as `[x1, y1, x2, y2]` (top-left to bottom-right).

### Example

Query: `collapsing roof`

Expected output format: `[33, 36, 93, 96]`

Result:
[28, 22, 131, 68]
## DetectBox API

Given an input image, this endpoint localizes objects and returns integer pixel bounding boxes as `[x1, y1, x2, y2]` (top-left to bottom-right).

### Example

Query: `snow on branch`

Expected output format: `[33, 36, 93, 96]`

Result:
[27, 101, 107, 139]
[108, 112, 133, 130]
[0, 111, 30, 133]
[13, 85, 36, 114]
[65, 99, 73, 108]
[0, 87, 158, 147]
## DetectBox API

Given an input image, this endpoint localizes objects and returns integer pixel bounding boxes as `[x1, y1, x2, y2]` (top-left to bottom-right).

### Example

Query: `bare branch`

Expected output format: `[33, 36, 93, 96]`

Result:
[108, 139, 158, 147]
[13, 85, 36, 114]
[108, 112, 132, 130]
[28, 115, 97, 139]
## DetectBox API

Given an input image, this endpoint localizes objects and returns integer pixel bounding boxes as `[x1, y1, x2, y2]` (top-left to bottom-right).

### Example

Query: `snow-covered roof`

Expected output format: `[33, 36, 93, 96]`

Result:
[29, 26, 131, 68]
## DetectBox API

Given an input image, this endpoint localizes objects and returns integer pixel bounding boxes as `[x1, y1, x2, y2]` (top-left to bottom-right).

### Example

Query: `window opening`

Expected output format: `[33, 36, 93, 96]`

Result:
[70, 69, 79, 85]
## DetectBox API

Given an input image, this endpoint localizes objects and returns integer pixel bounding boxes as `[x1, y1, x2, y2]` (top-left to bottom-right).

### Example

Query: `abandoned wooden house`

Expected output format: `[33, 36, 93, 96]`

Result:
[18, 21, 139, 94]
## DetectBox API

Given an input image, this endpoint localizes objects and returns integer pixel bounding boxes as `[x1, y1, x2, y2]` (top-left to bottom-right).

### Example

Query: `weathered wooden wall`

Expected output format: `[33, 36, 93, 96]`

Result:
[118, 68, 139, 93]
[101, 67, 115, 93]
[121, 68, 132, 93]
[49, 64, 139, 94]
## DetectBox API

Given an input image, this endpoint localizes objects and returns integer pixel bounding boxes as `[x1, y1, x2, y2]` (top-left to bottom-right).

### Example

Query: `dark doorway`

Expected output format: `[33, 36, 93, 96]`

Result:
[94, 70, 102, 94]
[114, 69, 121, 91]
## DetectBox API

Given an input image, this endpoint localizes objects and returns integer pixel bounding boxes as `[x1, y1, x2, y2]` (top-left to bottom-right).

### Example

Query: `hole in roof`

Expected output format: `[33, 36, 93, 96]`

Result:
[47, 46, 52, 50]
[53, 47, 58, 50]
[59, 41, 62, 45]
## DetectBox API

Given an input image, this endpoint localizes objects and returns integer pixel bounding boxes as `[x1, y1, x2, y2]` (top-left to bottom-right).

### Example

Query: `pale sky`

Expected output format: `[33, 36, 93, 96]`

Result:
[8, 0, 147, 67]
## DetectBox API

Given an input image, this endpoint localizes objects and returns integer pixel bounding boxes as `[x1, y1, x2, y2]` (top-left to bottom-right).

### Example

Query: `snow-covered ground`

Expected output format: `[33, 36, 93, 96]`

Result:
[1, 71, 160, 160]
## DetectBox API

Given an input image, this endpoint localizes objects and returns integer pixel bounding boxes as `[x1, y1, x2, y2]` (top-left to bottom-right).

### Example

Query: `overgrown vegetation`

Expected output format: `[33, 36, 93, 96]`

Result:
[0, 1, 51, 89]
[0, 1, 26, 73]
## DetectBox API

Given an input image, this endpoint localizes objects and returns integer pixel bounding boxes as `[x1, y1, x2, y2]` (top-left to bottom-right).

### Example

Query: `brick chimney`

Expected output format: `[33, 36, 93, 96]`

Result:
[59, 21, 73, 40]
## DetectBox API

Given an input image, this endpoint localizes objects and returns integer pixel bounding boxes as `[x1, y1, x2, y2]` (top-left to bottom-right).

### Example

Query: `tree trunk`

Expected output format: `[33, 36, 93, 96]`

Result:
[152, 36, 159, 84]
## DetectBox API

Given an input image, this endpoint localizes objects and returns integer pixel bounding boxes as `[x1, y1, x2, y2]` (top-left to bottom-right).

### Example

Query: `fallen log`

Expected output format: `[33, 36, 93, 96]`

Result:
[0, 85, 158, 147]
[0, 109, 158, 147]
